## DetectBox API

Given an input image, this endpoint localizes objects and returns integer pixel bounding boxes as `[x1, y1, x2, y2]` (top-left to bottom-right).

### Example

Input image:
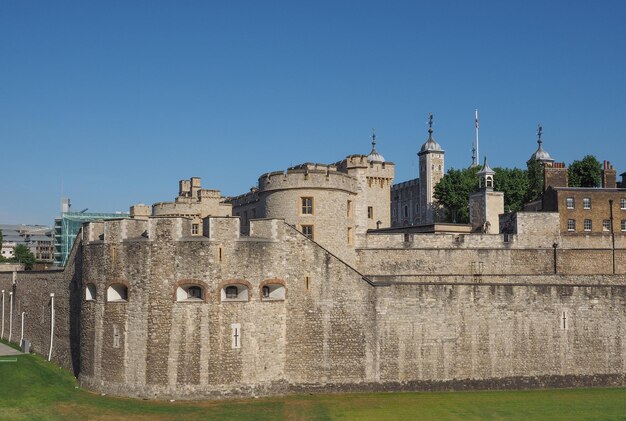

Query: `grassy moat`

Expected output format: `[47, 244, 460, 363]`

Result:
[1, 348, 625, 420]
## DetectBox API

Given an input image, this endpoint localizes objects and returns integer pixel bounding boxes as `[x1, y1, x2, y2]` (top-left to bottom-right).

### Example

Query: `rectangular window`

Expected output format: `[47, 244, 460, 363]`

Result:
[301, 225, 314, 240]
[347, 227, 353, 245]
[367, 206, 373, 219]
[621, 198, 626, 210]
[191, 224, 199, 235]
[566, 197, 574, 209]
[347, 200, 353, 218]
[584, 219, 592, 231]
[567, 219, 576, 232]
[403, 205, 408, 218]
[622, 220, 626, 232]
[583, 198, 591, 209]
[301, 197, 314, 215]
[603, 219, 611, 231]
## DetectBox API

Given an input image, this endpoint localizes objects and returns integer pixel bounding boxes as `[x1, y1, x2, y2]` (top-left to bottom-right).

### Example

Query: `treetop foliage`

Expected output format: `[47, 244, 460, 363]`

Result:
[568, 155, 602, 187]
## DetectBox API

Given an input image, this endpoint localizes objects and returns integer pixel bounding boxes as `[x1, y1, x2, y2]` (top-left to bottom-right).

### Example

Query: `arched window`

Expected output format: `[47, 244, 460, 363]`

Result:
[221, 283, 249, 302]
[176, 284, 205, 302]
[85, 284, 96, 301]
[107, 283, 128, 303]
[260, 283, 286, 301]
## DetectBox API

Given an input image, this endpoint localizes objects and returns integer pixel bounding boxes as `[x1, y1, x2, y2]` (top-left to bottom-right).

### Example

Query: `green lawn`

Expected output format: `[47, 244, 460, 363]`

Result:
[1, 347, 626, 420]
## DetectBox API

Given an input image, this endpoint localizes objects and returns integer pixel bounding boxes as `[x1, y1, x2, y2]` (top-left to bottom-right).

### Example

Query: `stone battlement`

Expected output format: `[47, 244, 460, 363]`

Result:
[336, 155, 395, 176]
[83, 216, 289, 244]
[258, 166, 358, 193]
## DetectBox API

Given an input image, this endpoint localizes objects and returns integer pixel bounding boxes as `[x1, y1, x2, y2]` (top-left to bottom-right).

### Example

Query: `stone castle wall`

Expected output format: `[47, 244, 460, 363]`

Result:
[0, 239, 83, 374]
[74, 217, 626, 399]
[3, 216, 626, 400]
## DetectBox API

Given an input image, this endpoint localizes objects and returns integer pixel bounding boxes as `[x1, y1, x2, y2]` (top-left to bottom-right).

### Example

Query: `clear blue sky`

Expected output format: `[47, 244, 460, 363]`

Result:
[1, 0, 625, 225]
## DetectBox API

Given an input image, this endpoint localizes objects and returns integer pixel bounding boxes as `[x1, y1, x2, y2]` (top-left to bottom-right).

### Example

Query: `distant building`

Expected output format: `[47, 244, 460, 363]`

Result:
[0, 224, 54, 262]
[522, 128, 626, 236]
[53, 198, 128, 267]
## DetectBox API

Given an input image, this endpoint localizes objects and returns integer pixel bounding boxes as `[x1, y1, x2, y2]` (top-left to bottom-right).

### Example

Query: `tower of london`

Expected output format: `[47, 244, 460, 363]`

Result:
[2, 117, 626, 400]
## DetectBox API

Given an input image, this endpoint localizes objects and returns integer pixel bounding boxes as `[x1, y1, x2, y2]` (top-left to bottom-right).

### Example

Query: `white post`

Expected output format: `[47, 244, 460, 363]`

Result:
[1, 290, 4, 340]
[8, 291, 13, 343]
[20, 311, 25, 345]
[48, 293, 55, 361]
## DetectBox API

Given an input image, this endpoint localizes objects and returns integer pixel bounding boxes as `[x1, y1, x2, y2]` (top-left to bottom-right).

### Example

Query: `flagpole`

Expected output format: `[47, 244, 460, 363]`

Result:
[475, 109, 479, 165]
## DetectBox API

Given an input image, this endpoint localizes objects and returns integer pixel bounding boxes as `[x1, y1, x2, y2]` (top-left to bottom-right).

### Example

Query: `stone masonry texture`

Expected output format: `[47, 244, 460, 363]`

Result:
[1, 215, 626, 400]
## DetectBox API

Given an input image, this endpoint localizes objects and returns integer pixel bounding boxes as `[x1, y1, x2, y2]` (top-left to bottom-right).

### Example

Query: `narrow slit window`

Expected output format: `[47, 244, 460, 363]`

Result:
[231, 323, 241, 349]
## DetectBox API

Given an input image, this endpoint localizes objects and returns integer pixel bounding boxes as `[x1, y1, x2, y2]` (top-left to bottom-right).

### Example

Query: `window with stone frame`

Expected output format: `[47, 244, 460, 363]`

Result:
[176, 284, 205, 302]
[603, 219, 611, 232]
[567, 219, 576, 231]
[301, 225, 314, 240]
[621, 198, 626, 210]
[191, 224, 199, 235]
[566, 197, 575, 209]
[347, 200, 353, 217]
[622, 220, 626, 232]
[221, 284, 249, 302]
[261, 283, 286, 300]
[85, 284, 96, 301]
[107, 283, 128, 302]
[403, 205, 408, 218]
[584, 219, 592, 231]
[347, 227, 353, 245]
[583, 198, 591, 209]
[367, 206, 373, 219]
[301, 197, 314, 215]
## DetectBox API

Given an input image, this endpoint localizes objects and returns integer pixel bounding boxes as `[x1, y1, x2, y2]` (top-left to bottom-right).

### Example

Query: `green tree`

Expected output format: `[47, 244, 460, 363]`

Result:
[494, 167, 530, 213]
[12, 244, 36, 270]
[526, 158, 544, 202]
[434, 167, 480, 223]
[435, 166, 531, 223]
[568, 155, 602, 187]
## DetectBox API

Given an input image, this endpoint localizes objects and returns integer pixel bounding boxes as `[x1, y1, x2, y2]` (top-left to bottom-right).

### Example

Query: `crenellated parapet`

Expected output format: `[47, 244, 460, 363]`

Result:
[202, 217, 240, 241]
[258, 164, 358, 194]
[83, 219, 149, 243]
[227, 189, 259, 207]
[249, 218, 285, 241]
[336, 154, 370, 170]
[83, 216, 288, 245]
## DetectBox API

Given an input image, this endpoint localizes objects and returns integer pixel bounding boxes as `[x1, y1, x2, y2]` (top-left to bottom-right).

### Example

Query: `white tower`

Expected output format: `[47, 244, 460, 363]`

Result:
[418, 113, 445, 224]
